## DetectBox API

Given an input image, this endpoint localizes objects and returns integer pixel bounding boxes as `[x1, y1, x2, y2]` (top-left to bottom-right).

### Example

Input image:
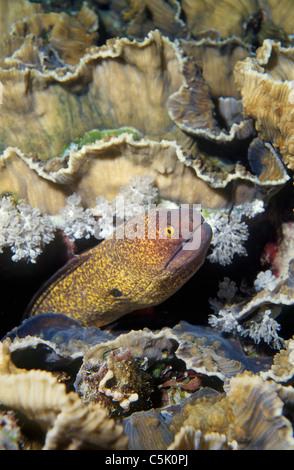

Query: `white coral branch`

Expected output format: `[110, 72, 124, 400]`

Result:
[58, 194, 96, 241]
[0, 197, 55, 263]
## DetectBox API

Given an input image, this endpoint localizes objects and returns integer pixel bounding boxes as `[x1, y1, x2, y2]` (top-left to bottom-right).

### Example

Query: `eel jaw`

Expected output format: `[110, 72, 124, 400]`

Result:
[164, 218, 209, 271]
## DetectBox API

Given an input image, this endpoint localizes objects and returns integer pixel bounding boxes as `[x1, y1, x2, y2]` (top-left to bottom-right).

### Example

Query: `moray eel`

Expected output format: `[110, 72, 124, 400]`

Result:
[25, 208, 212, 327]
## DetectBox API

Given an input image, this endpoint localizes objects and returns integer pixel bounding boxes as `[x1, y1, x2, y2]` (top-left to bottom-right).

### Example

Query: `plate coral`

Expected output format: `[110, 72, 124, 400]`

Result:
[0, 0, 294, 452]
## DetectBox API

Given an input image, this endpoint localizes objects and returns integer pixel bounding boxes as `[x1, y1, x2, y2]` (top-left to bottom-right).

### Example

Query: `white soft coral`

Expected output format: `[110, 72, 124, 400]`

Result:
[0, 197, 55, 263]
[58, 194, 96, 241]
[206, 210, 249, 266]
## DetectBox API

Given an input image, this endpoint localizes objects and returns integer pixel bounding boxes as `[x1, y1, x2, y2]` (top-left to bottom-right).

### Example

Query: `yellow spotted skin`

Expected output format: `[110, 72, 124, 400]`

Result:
[25, 209, 212, 327]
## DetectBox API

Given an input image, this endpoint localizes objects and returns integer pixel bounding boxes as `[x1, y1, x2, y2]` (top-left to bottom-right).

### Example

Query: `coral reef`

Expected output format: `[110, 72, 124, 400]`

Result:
[0, 30, 187, 160]
[0, 136, 234, 213]
[224, 373, 294, 450]
[123, 368, 294, 450]
[170, 321, 272, 380]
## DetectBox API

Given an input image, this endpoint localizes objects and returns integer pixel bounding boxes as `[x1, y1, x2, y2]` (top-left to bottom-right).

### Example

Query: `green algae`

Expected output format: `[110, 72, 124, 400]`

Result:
[60, 127, 140, 157]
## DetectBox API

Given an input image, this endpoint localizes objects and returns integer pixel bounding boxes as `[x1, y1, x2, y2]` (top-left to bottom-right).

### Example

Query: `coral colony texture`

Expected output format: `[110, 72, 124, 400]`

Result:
[1, 0, 294, 452]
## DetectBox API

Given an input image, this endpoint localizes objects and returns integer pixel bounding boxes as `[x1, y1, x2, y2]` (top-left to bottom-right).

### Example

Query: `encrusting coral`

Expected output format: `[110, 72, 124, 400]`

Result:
[8, 4, 99, 67]
[169, 321, 272, 381]
[95, 0, 186, 40]
[0, 135, 234, 214]
[74, 328, 178, 416]
[224, 373, 294, 450]
[2, 315, 294, 450]
[123, 368, 294, 450]
[180, 0, 260, 40]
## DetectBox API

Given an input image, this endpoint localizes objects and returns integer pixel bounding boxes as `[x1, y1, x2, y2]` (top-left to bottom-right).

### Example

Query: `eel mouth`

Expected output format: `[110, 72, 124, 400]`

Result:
[164, 218, 209, 271]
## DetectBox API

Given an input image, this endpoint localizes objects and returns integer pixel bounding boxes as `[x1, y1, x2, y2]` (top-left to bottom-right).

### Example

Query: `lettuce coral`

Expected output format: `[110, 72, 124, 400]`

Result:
[205, 209, 249, 266]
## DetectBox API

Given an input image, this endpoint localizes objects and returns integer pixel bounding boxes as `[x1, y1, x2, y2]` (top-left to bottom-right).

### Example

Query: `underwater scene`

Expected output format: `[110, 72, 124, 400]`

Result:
[0, 0, 294, 451]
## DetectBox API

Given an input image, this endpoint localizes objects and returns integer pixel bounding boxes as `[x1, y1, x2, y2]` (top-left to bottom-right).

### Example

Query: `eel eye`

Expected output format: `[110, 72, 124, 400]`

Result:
[166, 226, 175, 237]
[110, 288, 123, 298]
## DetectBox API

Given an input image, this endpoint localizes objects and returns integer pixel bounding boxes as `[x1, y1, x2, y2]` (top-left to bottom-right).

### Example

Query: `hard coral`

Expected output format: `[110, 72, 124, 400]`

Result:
[208, 221, 294, 348]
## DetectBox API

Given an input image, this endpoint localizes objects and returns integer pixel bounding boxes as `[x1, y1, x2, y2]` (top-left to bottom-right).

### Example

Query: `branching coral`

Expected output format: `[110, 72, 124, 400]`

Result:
[208, 217, 294, 350]
[254, 269, 279, 292]
[241, 309, 283, 348]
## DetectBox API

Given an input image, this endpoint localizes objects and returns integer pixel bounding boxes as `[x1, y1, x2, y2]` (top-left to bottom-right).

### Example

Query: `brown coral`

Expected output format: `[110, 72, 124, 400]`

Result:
[0, 30, 188, 161]
[263, 0, 294, 35]
[167, 38, 289, 202]
[0, 341, 128, 449]
[0, 0, 41, 40]
[235, 39, 294, 170]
